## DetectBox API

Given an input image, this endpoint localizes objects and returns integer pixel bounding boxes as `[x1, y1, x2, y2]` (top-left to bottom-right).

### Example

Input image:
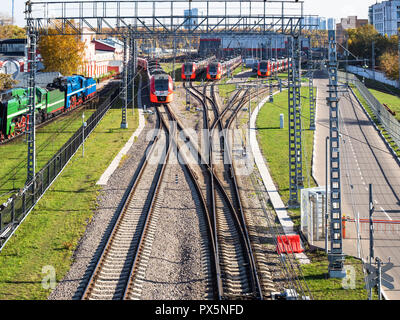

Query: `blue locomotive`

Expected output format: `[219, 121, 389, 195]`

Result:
[48, 75, 97, 109]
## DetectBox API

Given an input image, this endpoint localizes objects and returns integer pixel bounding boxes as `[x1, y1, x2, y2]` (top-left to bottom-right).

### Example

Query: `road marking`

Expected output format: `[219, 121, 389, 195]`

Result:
[380, 207, 392, 221]
[374, 200, 378, 204]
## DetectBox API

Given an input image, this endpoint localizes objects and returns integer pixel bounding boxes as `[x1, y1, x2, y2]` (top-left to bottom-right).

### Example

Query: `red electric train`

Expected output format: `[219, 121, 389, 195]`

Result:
[206, 56, 242, 80]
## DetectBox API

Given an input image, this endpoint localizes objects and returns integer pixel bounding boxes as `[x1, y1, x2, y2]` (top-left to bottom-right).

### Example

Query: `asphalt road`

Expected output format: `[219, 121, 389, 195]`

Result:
[313, 72, 400, 300]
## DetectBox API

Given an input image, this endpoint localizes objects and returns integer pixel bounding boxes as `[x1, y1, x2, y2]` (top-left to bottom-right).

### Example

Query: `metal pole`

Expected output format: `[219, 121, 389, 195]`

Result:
[369, 184, 374, 266]
[173, 35, 176, 82]
[82, 113, 85, 157]
[26, 29, 37, 185]
[325, 136, 329, 254]
[345, 33, 349, 86]
[327, 30, 344, 278]
[356, 211, 361, 259]
[372, 40, 375, 81]
[398, 27, 400, 89]
[376, 257, 382, 300]
[121, 36, 128, 129]
[369, 183, 374, 300]
[248, 91, 251, 133]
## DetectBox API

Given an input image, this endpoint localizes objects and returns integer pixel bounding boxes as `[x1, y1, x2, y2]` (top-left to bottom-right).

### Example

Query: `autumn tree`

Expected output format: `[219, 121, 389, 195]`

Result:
[347, 24, 397, 67]
[0, 74, 18, 90]
[379, 51, 399, 80]
[38, 24, 85, 76]
[0, 25, 26, 39]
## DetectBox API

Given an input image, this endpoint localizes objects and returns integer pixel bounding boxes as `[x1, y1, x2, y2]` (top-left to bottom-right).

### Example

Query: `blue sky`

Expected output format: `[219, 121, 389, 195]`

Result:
[2, 0, 378, 27]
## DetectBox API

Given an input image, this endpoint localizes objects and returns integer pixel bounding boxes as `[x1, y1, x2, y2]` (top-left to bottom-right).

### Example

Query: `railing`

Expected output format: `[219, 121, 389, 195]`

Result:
[338, 71, 400, 153]
[0, 84, 120, 251]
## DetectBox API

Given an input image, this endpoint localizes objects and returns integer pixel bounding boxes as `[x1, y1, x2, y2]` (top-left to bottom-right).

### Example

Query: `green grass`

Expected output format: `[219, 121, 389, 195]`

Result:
[299, 249, 374, 300]
[0, 106, 139, 300]
[232, 65, 251, 76]
[255, 84, 372, 300]
[0, 108, 95, 204]
[256, 86, 317, 226]
[368, 89, 400, 121]
[351, 85, 400, 158]
[161, 63, 182, 81]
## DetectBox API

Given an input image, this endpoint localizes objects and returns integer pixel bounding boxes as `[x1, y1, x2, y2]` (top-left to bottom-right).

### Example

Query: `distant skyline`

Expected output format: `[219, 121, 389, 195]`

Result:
[1, 0, 380, 27]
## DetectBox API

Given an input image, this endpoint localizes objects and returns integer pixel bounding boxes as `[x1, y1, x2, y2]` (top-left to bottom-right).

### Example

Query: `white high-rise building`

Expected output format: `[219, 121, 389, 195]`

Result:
[369, 0, 400, 36]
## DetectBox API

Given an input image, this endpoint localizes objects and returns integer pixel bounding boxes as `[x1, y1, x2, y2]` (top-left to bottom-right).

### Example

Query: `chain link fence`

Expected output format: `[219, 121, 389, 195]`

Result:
[0, 83, 120, 250]
[338, 71, 400, 152]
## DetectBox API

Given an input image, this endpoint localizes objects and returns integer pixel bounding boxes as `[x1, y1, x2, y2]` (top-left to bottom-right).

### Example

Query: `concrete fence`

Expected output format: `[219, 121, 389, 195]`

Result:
[346, 65, 399, 88]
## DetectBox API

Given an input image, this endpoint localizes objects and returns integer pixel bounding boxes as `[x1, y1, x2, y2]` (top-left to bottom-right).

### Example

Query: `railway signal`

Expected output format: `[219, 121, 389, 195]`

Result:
[365, 258, 394, 300]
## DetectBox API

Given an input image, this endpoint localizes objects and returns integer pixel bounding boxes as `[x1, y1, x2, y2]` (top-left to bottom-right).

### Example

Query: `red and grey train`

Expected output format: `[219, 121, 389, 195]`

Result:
[257, 58, 290, 77]
[206, 56, 242, 80]
[181, 55, 216, 81]
[137, 57, 174, 104]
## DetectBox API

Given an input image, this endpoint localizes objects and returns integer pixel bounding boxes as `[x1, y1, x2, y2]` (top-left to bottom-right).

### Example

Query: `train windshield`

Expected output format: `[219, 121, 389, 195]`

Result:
[184, 63, 193, 73]
[209, 64, 218, 73]
[155, 79, 169, 91]
[260, 61, 268, 69]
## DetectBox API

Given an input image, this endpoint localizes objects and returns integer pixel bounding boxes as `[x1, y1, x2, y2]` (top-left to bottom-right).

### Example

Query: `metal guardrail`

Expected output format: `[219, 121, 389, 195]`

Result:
[0, 85, 120, 251]
[337, 71, 400, 151]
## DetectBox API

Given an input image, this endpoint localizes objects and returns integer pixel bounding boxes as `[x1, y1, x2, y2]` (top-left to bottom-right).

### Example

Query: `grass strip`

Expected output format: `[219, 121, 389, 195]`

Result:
[0, 107, 138, 299]
[0, 108, 95, 204]
[350, 85, 400, 158]
[255, 87, 317, 226]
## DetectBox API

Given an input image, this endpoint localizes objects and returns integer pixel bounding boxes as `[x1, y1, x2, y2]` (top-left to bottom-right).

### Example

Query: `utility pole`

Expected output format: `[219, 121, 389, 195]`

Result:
[309, 36, 315, 130]
[398, 27, 400, 89]
[372, 40, 375, 81]
[325, 136, 329, 254]
[376, 257, 382, 300]
[12, 0, 15, 25]
[288, 35, 304, 207]
[26, 27, 37, 185]
[327, 30, 345, 278]
[121, 35, 128, 129]
[369, 183, 374, 268]
[345, 33, 349, 86]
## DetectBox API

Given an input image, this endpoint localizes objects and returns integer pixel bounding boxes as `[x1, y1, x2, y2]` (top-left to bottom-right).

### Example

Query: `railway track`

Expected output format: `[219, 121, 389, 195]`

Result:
[171, 81, 266, 299]
[81, 108, 171, 300]
[81, 74, 285, 300]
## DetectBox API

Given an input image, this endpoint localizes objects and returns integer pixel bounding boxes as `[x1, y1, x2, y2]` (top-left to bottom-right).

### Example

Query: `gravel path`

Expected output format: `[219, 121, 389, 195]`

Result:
[137, 158, 212, 300]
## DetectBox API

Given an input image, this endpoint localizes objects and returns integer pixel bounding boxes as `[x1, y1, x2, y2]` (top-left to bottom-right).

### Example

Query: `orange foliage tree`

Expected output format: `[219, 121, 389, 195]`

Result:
[379, 51, 399, 81]
[38, 24, 85, 76]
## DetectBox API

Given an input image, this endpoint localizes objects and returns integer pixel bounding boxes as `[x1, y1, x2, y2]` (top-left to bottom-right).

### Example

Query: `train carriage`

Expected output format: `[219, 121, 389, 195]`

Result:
[257, 60, 271, 77]
[206, 55, 241, 80]
[147, 59, 174, 104]
[181, 55, 215, 81]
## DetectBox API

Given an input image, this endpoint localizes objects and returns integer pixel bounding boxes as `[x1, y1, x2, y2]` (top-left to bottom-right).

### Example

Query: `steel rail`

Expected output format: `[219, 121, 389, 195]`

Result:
[208, 83, 263, 299]
[186, 79, 263, 299]
[81, 106, 165, 300]
[159, 103, 223, 300]
[122, 106, 173, 300]
[164, 98, 257, 299]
